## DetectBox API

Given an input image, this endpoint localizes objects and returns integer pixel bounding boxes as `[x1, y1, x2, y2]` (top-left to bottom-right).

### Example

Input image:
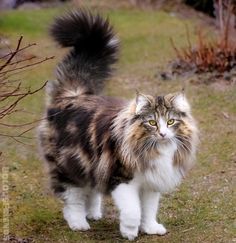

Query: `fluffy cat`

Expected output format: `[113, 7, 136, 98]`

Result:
[38, 9, 198, 240]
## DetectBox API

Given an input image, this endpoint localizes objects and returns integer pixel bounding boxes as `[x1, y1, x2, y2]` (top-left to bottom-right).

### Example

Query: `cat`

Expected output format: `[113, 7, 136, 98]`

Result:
[38, 9, 198, 240]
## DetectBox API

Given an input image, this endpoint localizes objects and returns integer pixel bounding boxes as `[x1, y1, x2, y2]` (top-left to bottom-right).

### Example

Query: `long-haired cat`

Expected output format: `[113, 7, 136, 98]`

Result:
[38, 9, 198, 240]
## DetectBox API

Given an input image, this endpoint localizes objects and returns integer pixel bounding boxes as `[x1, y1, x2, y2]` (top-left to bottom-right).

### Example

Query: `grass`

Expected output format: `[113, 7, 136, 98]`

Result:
[0, 3, 236, 243]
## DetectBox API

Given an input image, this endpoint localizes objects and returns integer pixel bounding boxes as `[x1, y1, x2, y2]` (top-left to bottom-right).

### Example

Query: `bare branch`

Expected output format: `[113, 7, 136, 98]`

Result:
[0, 43, 36, 59]
[0, 36, 23, 71]
[0, 36, 53, 147]
[0, 56, 54, 76]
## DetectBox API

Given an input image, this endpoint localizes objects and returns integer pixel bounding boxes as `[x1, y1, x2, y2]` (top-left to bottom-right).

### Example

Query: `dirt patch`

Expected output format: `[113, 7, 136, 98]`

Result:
[9, 235, 34, 243]
[210, 79, 236, 91]
[157, 59, 236, 85]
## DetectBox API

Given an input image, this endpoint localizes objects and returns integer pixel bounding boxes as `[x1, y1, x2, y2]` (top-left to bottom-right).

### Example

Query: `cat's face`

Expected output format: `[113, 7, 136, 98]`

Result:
[134, 92, 191, 145]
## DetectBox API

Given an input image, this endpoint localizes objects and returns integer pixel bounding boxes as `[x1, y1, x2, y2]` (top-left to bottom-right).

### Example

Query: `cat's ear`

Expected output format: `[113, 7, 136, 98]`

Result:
[135, 92, 153, 114]
[167, 92, 191, 113]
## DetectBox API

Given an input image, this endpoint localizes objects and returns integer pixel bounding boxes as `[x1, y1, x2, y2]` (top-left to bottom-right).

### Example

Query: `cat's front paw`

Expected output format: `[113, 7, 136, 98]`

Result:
[120, 224, 139, 241]
[63, 207, 90, 231]
[87, 211, 102, 221]
[67, 219, 91, 231]
[141, 222, 167, 235]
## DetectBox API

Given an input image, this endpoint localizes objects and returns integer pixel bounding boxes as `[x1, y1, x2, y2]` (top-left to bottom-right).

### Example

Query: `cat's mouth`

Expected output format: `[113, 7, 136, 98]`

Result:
[151, 135, 172, 145]
[157, 138, 170, 145]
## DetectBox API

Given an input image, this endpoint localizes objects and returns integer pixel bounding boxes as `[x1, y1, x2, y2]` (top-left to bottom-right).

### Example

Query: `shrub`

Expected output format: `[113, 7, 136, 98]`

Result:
[171, 1, 236, 78]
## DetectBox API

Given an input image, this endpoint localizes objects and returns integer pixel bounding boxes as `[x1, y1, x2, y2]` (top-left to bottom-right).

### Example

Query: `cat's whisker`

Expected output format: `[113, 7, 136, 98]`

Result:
[174, 138, 192, 153]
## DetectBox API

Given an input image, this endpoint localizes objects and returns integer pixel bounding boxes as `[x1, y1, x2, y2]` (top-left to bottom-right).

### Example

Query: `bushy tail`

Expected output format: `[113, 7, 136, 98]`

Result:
[49, 9, 119, 96]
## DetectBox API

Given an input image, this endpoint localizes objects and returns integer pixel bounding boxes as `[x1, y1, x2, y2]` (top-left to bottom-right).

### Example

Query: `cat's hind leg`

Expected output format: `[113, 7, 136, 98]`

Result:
[86, 189, 103, 220]
[140, 190, 167, 235]
[112, 183, 141, 240]
[62, 186, 90, 231]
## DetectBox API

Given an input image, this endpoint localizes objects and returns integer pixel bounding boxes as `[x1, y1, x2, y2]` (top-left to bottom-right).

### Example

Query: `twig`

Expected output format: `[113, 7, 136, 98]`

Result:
[0, 36, 23, 71]
[219, 0, 224, 35]
[185, 24, 192, 52]
[8, 56, 36, 66]
[170, 37, 182, 59]
[0, 43, 36, 59]
[0, 36, 54, 146]
[182, 226, 195, 233]
[0, 56, 54, 76]
[0, 83, 21, 101]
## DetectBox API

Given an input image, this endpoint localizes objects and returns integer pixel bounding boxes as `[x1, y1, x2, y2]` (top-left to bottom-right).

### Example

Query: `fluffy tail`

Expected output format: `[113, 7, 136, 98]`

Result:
[49, 9, 119, 97]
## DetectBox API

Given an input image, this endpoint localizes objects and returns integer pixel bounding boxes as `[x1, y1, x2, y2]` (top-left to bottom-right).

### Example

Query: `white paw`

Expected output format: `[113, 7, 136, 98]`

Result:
[67, 219, 90, 231]
[141, 222, 167, 235]
[120, 224, 139, 241]
[63, 207, 90, 231]
[87, 211, 102, 221]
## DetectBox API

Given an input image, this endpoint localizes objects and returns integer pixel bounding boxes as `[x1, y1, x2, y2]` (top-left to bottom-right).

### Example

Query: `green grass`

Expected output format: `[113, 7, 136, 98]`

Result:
[0, 8, 62, 37]
[0, 3, 236, 243]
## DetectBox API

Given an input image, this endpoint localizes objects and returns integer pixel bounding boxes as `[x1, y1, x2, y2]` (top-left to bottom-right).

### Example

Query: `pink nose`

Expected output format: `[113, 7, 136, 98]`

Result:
[160, 133, 166, 138]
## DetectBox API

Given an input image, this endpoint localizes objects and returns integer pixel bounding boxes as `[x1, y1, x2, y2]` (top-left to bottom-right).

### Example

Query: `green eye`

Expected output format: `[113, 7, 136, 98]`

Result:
[149, 120, 157, 126]
[167, 119, 175, 126]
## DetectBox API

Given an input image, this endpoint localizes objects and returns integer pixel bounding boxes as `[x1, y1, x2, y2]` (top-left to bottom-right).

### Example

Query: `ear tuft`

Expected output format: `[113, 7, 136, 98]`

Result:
[172, 92, 191, 113]
[135, 93, 152, 114]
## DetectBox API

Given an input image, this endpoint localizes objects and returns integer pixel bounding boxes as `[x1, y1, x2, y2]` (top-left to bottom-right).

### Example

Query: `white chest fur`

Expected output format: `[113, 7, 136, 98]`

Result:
[135, 143, 183, 193]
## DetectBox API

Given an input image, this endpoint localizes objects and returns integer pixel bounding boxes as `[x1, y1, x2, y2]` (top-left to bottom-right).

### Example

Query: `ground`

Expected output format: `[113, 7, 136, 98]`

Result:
[0, 1, 235, 243]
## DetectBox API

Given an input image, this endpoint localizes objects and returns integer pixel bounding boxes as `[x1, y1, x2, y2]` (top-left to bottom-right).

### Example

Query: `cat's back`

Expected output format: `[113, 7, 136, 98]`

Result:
[39, 94, 126, 138]
[38, 95, 126, 162]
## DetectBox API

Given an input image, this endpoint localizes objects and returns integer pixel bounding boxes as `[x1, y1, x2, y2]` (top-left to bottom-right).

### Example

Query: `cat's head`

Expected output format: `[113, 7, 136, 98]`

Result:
[132, 91, 193, 146]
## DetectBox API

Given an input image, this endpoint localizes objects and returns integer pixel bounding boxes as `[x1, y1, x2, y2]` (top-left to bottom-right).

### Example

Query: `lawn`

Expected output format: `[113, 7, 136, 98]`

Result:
[0, 2, 235, 243]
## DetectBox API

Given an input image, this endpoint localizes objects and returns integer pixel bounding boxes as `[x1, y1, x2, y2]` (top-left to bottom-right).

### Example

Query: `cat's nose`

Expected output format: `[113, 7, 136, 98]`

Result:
[160, 132, 166, 138]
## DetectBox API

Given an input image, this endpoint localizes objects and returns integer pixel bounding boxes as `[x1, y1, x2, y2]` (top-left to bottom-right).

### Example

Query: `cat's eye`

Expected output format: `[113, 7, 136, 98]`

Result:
[149, 120, 157, 126]
[167, 119, 175, 126]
